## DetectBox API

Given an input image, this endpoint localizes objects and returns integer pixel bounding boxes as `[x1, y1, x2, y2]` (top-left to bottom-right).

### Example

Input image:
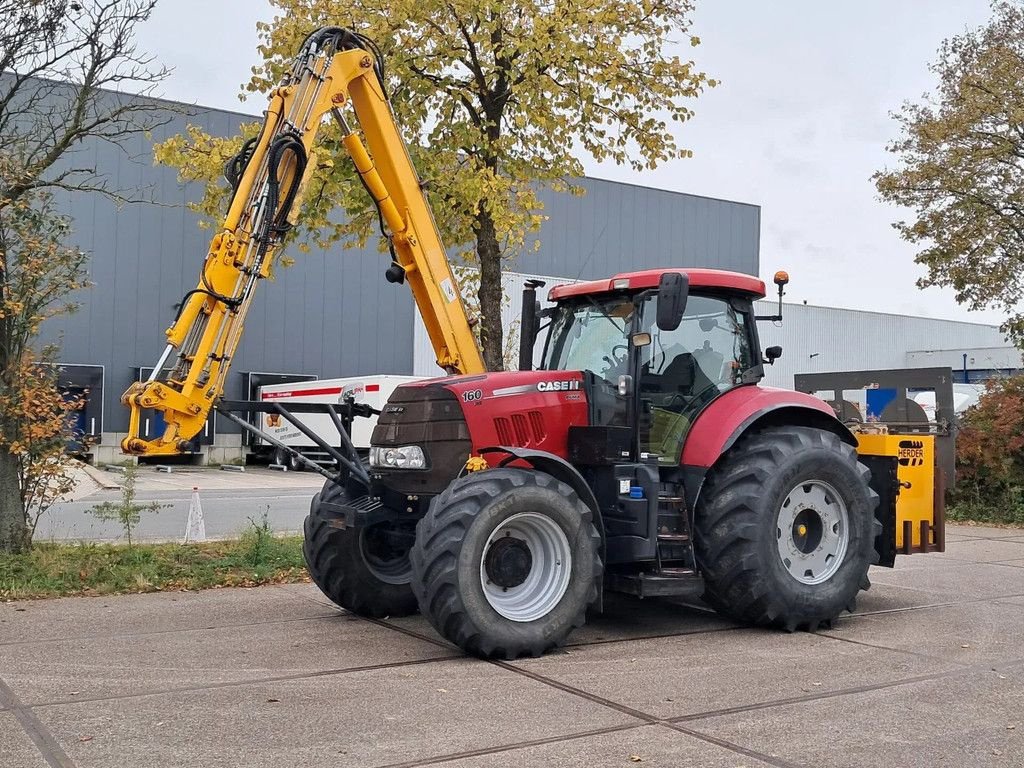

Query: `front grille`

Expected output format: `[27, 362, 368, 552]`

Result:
[371, 384, 470, 496]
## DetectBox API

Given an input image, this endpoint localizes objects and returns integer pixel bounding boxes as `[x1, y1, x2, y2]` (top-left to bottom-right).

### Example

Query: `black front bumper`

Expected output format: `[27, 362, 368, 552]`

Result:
[319, 493, 389, 529]
[318, 492, 423, 530]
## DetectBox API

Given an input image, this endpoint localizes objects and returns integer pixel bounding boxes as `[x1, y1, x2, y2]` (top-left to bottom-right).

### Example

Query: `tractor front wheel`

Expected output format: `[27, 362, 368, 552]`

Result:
[303, 481, 418, 618]
[695, 425, 879, 631]
[410, 468, 602, 659]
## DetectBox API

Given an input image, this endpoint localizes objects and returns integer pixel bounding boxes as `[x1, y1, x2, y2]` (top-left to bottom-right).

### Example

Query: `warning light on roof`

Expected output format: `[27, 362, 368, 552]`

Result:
[773, 270, 790, 286]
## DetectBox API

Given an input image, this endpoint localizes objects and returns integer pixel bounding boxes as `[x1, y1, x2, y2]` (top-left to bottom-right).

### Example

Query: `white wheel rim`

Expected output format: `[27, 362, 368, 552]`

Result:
[776, 480, 850, 585]
[480, 512, 572, 622]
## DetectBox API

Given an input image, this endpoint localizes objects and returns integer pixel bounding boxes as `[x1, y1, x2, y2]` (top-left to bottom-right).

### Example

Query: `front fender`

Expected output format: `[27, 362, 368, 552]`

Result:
[680, 385, 854, 469]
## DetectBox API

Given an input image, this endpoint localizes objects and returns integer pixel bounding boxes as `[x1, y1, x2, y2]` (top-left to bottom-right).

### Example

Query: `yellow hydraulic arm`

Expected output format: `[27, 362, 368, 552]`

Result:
[122, 27, 485, 456]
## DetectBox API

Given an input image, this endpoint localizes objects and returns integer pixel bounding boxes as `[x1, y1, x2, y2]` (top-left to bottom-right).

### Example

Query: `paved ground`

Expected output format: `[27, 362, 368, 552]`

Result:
[2, 524, 1024, 768]
[37, 468, 324, 542]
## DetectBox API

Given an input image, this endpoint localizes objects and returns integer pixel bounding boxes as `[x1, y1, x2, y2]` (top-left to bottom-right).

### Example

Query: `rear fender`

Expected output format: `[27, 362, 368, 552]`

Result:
[478, 445, 605, 612]
[680, 386, 856, 509]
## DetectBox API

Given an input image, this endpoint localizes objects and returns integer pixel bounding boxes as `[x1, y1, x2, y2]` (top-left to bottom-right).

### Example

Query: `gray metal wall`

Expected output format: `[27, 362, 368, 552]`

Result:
[36, 91, 760, 437]
[755, 302, 1010, 389]
[516, 179, 760, 279]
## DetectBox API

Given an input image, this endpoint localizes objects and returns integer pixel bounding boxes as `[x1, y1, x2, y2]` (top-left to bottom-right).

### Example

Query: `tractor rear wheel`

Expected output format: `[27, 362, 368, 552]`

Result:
[410, 468, 602, 659]
[694, 425, 879, 631]
[303, 481, 418, 618]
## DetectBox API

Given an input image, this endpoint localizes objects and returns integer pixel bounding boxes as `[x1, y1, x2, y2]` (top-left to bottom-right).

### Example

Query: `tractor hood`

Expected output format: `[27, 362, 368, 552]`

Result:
[370, 370, 590, 496]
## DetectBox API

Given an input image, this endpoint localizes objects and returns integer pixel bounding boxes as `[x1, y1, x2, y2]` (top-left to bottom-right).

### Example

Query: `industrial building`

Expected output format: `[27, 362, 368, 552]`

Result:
[36, 89, 1018, 465]
[39, 90, 759, 464]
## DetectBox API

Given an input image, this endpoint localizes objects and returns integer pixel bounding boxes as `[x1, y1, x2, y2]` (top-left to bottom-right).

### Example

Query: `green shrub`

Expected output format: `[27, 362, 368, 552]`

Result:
[952, 375, 1024, 524]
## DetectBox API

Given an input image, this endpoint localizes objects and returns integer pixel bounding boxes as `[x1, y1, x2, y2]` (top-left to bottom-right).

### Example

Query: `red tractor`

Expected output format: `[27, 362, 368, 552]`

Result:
[305, 267, 883, 658]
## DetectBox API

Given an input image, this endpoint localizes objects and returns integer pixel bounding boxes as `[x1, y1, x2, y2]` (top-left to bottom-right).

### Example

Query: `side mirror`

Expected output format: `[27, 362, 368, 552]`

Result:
[656, 272, 689, 331]
[765, 345, 783, 365]
[631, 332, 652, 348]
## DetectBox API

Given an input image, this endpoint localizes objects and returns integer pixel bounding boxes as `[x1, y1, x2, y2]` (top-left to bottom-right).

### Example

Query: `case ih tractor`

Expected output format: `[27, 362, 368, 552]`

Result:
[306, 268, 883, 658]
[119, 28, 895, 660]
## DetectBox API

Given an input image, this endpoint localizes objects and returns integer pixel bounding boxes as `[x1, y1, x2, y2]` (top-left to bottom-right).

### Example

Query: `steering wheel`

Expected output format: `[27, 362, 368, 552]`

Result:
[610, 344, 628, 362]
[658, 392, 688, 410]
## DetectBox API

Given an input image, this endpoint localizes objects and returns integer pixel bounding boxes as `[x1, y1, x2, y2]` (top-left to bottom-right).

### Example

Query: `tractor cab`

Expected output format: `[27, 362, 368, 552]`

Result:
[527, 268, 770, 465]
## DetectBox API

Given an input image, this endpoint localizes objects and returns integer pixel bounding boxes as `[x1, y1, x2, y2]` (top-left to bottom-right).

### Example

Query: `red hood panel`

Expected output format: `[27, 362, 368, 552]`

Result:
[439, 370, 590, 457]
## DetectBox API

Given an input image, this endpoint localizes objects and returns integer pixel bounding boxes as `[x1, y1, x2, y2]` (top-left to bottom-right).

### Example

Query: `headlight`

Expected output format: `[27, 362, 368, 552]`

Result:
[369, 445, 427, 470]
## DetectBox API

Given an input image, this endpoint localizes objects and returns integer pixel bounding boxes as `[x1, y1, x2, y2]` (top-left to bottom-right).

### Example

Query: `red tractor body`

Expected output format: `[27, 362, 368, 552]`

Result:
[306, 267, 889, 658]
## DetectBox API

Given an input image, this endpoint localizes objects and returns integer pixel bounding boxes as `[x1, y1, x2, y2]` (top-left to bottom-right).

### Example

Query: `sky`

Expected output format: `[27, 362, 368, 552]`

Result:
[133, 0, 1003, 327]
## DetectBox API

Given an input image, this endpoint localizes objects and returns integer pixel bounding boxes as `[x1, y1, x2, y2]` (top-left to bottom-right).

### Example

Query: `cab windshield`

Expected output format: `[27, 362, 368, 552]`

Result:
[541, 296, 634, 381]
[541, 292, 754, 389]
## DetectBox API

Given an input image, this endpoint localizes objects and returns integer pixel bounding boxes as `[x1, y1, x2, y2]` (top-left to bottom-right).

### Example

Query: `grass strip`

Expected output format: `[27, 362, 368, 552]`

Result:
[0, 534, 308, 601]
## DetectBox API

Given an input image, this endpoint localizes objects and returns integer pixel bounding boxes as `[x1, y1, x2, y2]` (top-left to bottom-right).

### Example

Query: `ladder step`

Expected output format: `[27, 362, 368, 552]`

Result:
[657, 533, 691, 543]
[658, 567, 696, 577]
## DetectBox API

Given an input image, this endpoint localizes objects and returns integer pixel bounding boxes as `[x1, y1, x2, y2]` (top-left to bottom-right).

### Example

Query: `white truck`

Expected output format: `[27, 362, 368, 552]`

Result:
[255, 375, 424, 470]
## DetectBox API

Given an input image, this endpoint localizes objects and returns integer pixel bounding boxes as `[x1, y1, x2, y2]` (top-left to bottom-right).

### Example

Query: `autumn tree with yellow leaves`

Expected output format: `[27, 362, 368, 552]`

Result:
[156, 0, 715, 370]
[0, 0, 167, 553]
[875, 1, 1024, 345]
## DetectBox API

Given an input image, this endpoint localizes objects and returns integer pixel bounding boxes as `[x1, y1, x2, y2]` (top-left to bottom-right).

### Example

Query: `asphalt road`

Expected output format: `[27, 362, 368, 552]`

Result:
[37, 486, 319, 542]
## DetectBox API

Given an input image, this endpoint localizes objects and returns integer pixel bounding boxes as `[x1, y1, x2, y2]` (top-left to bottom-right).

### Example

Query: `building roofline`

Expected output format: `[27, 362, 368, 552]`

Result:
[568, 174, 761, 211]
[15, 72, 760, 211]
[757, 298, 1004, 331]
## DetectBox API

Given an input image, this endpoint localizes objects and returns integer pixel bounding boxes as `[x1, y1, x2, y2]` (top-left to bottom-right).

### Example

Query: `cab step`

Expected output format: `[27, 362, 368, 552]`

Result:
[607, 569, 700, 598]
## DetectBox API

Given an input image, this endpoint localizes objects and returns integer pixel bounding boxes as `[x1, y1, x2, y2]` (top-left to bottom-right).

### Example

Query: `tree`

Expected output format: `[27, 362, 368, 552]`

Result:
[951, 374, 1024, 524]
[0, 186, 90, 552]
[0, 0, 168, 554]
[156, 0, 715, 370]
[874, 1, 1024, 345]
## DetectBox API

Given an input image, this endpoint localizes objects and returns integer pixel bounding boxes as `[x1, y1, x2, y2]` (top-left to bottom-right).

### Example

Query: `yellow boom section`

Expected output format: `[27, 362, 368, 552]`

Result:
[121, 28, 484, 456]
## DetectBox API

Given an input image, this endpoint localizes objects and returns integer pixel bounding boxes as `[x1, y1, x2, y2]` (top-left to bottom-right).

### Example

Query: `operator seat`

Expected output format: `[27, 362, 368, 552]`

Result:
[657, 352, 715, 408]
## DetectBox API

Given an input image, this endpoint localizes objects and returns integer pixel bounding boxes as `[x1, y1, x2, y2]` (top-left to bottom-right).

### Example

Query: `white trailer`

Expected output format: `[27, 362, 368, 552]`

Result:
[255, 375, 424, 470]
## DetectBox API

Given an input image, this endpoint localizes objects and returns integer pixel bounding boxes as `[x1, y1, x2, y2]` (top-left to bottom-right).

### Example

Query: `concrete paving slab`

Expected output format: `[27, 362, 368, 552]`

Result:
[870, 561, 1024, 600]
[511, 627, 958, 720]
[686, 668, 1024, 768]
[441, 723, 776, 768]
[376, 593, 737, 651]
[34, 659, 640, 768]
[0, 711, 48, 767]
[930, 538, 1024, 563]
[827, 600, 1024, 665]
[945, 525, 1024, 539]
[1, 611, 453, 707]
[0, 586, 332, 645]
[571, 593, 736, 645]
[849, 581, 955, 614]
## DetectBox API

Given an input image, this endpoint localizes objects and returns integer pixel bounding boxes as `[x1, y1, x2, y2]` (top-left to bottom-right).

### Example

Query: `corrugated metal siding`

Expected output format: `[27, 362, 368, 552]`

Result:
[30, 85, 759, 436]
[39, 96, 414, 434]
[754, 302, 1009, 389]
[513, 179, 760, 279]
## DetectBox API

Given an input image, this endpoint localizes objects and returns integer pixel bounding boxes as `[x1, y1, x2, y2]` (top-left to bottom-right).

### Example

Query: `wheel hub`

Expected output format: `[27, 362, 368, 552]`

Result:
[776, 480, 850, 586]
[479, 512, 573, 623]
[359, 523, 414, 585]
[484, 536, 533, 589]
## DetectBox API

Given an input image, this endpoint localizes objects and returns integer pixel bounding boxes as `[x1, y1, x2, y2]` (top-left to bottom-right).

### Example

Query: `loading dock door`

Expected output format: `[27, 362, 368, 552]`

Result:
[51, 364, 104, 452]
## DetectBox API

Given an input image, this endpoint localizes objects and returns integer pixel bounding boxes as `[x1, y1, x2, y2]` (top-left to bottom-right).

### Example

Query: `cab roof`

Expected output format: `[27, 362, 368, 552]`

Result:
[547, 268, 766, 301]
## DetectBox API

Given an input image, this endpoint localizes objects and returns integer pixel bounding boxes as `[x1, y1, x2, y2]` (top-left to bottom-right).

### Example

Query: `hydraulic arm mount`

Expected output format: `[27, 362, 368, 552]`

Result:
[122, 27, 485, 456]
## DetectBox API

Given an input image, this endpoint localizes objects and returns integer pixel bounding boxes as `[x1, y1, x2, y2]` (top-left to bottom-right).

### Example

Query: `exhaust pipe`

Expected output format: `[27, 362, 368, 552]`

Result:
[518, 279, 546, 371]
